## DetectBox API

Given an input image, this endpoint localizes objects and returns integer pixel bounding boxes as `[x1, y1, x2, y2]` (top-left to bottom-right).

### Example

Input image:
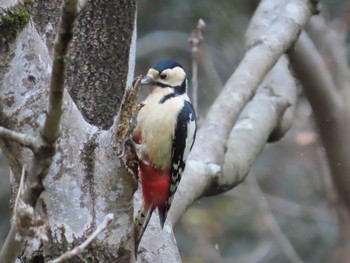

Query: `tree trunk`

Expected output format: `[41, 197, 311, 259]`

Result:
[0, 1, 182, 262]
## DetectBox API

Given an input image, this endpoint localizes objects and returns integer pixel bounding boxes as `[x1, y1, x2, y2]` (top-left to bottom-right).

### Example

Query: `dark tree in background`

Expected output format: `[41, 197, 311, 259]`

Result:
[0, 0, 350, 263]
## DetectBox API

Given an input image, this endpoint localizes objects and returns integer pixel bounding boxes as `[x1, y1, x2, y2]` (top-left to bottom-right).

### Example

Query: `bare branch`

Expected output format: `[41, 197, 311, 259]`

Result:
[1, 166, 46, 263]
[229, 184, 334, 224]
[0, 1, 88, 262]
[14, 165, 26, 220]
[288, 32, 350, 213]
[13, 166, 47, 242]
[48, 213, 114, 263]
[333, 0, 350, 33]
[169, 0, 318, 225]
[306, 15, 350, 104]
[189, 19, 206, 113]
[191, 0, 317, 166]
[0, 126, 37, 150]
[137, 30, 225, 95]
[0, 168, 26, 263]
[219, 90, 290, 191]
[246, 0, 298, 142]
[42, 0, 87, 143]
[247, 175, 303, 263]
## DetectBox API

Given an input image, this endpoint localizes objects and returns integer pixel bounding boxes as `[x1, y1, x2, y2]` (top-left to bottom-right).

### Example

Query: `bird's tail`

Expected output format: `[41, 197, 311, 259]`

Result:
[133, 203, 153, 257]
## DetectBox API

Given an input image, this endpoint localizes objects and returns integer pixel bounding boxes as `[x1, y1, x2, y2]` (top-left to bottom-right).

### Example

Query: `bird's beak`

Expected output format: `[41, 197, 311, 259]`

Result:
[140, 75, 154, 86]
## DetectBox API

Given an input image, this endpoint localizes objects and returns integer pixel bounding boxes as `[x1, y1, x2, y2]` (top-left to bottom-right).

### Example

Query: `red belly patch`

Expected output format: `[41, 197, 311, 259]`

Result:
[138, 161, 170, 209]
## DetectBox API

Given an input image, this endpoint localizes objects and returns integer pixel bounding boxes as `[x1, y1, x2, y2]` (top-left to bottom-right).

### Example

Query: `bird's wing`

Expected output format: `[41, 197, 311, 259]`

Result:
[158, 100, 197, 227]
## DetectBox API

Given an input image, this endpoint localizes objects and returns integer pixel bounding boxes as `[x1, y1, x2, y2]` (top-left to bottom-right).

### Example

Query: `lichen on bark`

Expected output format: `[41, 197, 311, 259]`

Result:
[0, 1, 32, 45]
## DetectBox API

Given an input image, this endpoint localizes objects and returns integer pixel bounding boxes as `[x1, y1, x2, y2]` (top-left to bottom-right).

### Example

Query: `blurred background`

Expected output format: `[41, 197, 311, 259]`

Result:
[1, 0, 349, 262]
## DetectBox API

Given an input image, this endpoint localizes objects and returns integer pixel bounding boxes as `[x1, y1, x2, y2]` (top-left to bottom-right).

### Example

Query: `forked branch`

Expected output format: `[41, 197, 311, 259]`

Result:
[169, 0, 320, 225]
[0, 1, 88, 262]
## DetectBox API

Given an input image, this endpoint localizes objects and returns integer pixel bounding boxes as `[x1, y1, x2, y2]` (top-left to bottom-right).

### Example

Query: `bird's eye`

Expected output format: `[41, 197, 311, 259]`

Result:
[160, 73, 167, 80]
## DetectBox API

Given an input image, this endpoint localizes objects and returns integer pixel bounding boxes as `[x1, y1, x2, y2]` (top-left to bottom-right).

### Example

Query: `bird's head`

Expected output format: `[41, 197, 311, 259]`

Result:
[141, 60, 187, 94]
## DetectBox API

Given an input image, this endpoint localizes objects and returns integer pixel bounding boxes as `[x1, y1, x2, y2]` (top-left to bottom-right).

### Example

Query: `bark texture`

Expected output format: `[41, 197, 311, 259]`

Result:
[0, 1, 134, 262]
[32, 0, 137, 129]
[0, 0, 183, 261]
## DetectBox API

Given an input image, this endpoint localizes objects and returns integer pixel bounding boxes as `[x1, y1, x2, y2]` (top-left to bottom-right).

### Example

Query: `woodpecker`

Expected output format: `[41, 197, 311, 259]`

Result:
[133, 59, 197, 251]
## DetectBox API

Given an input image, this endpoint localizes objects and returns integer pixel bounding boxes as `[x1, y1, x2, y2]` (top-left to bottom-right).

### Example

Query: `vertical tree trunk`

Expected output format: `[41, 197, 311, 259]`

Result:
[32, 0, 137, 128]
[0, 0, 138, 261]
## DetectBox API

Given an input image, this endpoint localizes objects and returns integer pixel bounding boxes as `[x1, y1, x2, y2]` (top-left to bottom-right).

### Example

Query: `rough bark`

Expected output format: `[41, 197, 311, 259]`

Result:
[0, 12, 135, 261]
[0, 0, 181, 262]
[32, 0, 137, 129]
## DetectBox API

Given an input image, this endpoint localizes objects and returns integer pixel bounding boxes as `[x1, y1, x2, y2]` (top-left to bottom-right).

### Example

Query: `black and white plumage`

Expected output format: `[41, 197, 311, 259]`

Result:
[133, 59, 197, 251]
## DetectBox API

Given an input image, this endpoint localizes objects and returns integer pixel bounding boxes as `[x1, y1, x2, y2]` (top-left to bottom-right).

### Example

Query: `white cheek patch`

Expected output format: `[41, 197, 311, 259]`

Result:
[160, 67, 186, 87]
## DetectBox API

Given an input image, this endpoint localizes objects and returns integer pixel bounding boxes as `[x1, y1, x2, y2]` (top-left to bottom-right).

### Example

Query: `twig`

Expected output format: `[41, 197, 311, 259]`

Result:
[48, 213, 114, 263]
[42, 0, 87, 144]
[13, 166, 47, 242]
[0, 1, 88, 262]
[0, 126, 37, 150]
[288, 32, 350, 213]
[306, 15, 350, 105]
[138, 30, 224, 96]
[334, 0, 350, 33]
[247, 175, 303, 263]
[228, 184, 334, 224]
[189, 19, 206, 113]
[13, 165, 26, 221]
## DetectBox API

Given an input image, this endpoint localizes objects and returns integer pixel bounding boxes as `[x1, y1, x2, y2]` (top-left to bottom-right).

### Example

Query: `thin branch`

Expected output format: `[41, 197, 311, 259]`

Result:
[48, 213, 114, 263]
[169, 0, 319, 225]
[41, 0, 87, 143]
[0, 166, 46, 263]
[306, 15, 350, 105]
[247, 175, 303, 263]
[333, 0, 350, 33]
[229, 184, 334, 224]
[189, 19, 206, 113]
[0, 126, 37, 150]
[315, 147, 350, 243]
[288, 32, 350, 213]
[13, 165, 26, 221]
[22, 0, 88, 210]
[137, 30, 226, 95]
[190, 0, 318, 165]
[0, 1, 87, 262]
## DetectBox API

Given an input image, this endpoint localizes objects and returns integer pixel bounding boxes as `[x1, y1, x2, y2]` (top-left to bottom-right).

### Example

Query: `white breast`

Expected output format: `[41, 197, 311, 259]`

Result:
[136, 88, 186, 171]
